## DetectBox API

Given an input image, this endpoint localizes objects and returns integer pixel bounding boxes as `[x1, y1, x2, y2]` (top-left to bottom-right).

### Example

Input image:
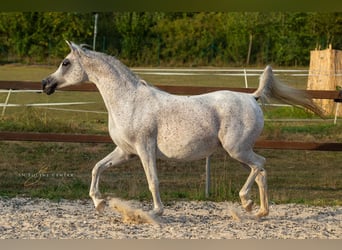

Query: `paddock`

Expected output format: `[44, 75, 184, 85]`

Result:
[0, 66, 341, 239]
[0, 197, 341, 239]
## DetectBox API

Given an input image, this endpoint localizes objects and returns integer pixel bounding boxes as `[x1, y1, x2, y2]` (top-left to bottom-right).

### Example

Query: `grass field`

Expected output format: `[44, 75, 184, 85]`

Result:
[0, 64, 341, 206]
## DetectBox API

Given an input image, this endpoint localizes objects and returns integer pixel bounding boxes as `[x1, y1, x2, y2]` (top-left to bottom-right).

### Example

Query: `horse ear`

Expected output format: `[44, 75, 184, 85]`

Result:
[65, 40, 77, 52]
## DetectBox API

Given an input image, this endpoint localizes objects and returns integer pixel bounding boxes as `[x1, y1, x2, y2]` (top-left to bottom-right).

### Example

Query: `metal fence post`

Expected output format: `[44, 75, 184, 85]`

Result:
[205, 156, 211, 198]
[93, 13, 98, 51]
[244, 68, 249, 88]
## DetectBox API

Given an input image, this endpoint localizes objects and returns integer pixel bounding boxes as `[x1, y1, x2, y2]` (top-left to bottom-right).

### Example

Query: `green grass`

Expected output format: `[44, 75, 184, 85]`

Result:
[0, 64, 56, 81]
[0, 63, 309, 87]
[0, 65, 341, 206]
[0, 142, 340, 206]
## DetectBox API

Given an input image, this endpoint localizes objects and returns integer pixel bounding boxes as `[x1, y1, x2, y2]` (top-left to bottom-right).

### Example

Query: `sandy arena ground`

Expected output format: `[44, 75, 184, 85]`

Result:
[0, 197, 340, 239]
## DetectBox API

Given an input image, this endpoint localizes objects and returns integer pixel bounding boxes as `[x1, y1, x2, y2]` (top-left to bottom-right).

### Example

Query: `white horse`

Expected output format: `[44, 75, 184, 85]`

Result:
[42, 41, 323, 218]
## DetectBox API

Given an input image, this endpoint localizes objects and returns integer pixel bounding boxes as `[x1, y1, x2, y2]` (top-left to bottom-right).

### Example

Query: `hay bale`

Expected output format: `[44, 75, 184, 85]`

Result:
[307, 45, 342, 116]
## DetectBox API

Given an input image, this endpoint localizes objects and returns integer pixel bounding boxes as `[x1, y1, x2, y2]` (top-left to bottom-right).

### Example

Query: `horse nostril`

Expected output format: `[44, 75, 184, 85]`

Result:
[42, 79, 47, 90]
[41, 79, 58, 95]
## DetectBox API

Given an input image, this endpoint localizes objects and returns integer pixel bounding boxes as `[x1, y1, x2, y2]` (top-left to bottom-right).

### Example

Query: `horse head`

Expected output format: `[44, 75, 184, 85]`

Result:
[42, 40, 89, 95]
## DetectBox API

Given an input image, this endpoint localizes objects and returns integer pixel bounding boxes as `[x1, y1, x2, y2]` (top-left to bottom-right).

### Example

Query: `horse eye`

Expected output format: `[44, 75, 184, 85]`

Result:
[62, 59, 70, 67]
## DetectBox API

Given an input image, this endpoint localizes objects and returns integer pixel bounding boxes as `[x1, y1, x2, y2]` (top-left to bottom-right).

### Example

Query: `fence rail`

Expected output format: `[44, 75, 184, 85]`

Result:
[1, 80, 341, 152]
[0, 81, 341, 100]
[0, 131, 341, 151]
[2, 80, 341, 197]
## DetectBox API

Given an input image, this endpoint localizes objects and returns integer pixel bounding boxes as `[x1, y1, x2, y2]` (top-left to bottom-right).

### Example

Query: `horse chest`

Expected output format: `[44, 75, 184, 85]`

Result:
[107, 116, 140, 154]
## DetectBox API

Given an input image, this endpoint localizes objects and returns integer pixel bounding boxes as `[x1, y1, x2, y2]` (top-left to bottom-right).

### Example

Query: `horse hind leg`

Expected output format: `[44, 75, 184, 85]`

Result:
[255, 168, 269, 218]
[228, 149, 269, 218]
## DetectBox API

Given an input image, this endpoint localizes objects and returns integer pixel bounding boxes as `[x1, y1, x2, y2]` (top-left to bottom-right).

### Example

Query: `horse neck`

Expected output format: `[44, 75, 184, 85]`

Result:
[82, 57, 141, 113]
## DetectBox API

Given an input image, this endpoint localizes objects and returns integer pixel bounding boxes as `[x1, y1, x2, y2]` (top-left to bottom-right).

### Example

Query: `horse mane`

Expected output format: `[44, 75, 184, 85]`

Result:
[75, 44, 149, 87]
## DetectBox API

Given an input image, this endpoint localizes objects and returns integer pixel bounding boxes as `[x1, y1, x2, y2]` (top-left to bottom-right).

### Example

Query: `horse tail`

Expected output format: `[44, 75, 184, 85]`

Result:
[253, 65, 325, 118]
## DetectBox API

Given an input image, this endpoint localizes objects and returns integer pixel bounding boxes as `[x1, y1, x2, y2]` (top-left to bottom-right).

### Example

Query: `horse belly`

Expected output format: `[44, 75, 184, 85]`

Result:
[156, 119, 220, 161]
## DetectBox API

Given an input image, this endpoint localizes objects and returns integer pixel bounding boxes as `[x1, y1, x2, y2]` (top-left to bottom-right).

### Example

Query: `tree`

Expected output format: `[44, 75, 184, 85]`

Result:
[1, 12, 342, 66]
[0, 12, 93, 63]
[308, 12, 342, 49]
[113, 12, 160, 65]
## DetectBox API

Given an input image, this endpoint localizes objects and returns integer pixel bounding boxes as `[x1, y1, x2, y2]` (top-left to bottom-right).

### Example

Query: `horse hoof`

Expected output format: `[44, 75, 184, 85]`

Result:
[255, 209, 269, 219]
[95, 199, 106, 213]
[149, 208, 164, 217]
[243, 200, 254, 212]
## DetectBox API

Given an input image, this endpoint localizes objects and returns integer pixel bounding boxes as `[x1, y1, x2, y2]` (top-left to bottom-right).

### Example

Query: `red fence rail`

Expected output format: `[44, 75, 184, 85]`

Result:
[0, 131, 341, 151]
[1, 80, 341, 100]
[1, 81, 341, 151]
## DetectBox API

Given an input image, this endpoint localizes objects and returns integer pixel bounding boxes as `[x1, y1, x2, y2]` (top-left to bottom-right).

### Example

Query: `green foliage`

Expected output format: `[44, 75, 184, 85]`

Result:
[0, 12, 93, 64]
[1, 12, 342, 66]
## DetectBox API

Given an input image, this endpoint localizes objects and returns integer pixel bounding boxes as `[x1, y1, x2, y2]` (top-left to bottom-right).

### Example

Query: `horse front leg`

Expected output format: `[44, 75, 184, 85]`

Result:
[89, 147, 135, 213]
[136, 143, 164, 216]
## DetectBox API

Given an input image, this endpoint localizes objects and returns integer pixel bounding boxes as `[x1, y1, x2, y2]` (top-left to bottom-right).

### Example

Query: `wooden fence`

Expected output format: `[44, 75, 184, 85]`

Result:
[1, 80, 341, 99]
[1, 80, 341, 197]
[0, 131, 341, 151]
[1, 80, 342, 152]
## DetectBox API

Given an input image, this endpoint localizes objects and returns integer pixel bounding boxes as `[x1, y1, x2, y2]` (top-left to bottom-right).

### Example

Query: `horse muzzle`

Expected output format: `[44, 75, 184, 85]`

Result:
[42, 78, 58, 95]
